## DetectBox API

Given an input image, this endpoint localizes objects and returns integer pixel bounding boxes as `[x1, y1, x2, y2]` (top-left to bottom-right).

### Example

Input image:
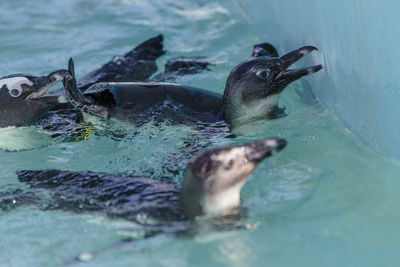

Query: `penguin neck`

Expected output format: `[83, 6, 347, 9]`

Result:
[244, 94, 280, 117]
[224, 94, 281, 126]
[179, 168, 245, 219]
[201, 181, 244, 217]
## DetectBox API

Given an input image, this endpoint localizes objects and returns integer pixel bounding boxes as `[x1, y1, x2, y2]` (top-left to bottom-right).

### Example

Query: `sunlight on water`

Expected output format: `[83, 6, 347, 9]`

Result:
[0, 0, 399, 266]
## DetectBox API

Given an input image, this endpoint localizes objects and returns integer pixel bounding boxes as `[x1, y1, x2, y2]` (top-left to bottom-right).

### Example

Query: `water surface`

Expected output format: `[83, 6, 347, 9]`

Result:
[0, 1, 399, 266]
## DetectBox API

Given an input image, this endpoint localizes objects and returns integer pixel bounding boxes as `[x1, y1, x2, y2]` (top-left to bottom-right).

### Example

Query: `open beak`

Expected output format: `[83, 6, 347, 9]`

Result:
[275, 46, 322, 83]
[26, 82, 60, 100]
[244, 138, 287, 163]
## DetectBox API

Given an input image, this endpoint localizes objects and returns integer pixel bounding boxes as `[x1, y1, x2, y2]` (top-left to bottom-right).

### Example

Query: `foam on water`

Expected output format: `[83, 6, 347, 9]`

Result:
[0, 0, 399, 266]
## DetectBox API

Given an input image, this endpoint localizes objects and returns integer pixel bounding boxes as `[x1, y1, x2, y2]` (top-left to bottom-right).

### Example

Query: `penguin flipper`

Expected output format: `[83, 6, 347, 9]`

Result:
[63, 58, 87, 108]
[77, 35, 165, 91]
[150, 57, 211, 82]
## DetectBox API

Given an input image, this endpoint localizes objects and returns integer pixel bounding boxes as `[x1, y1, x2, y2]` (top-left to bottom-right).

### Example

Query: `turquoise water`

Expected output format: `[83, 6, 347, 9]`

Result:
[1, 1, 400, 266]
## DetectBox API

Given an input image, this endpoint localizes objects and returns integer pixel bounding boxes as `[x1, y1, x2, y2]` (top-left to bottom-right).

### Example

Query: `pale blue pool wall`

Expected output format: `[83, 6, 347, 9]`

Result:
[239, 0, 400, 160]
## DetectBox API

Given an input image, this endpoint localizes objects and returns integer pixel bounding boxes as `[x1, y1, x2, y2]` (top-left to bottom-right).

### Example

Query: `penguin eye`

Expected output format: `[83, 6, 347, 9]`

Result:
[9, 88, 22, 97]
[224, 159, 234, 170]
[50, 74, 62, 82]
[256, 70, 269, 80]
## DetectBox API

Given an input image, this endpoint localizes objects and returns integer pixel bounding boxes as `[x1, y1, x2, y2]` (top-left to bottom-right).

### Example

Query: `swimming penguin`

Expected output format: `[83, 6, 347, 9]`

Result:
[16, 137, 286, 220]
[63, 46, 322, 127]
[0, 35, 166, 128]
[0, 70, 71, 128]
[36, 36, 212, 131]
[0, 35, 208, 130]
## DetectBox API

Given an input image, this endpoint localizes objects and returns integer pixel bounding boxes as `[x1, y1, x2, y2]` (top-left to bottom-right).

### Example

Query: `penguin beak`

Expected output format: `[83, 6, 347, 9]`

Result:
[274, 46, 323, 83]
[244, 138, 287, 164]
[26, 84, 56, 100]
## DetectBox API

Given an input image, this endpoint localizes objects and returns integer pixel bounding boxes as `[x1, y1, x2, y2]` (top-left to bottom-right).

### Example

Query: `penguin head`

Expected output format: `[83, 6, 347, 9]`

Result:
[180, 138, 287, 218]
[0, 70, 70, 100]
[46, 70, 72, 86]
[251, 42, 279, 58]
[25, 70, 71, 100]
[223, 46, 323, 125]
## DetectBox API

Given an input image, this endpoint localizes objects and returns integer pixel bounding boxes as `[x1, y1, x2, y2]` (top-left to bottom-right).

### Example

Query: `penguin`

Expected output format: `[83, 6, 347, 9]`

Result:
[0, 35, 208, 128]
[37, 36, 212, 133]
[16, 137, 287, 221]
[62, 45, 322, 127]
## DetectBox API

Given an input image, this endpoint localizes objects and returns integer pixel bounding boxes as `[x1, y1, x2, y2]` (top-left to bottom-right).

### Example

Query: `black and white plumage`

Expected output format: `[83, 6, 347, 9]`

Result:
[0, 70, 70, 128]
[63, 46, 323, 128]
[0, 35, 183, 128]
[37, 35, 212, 132]
[15, 138, 287, 223]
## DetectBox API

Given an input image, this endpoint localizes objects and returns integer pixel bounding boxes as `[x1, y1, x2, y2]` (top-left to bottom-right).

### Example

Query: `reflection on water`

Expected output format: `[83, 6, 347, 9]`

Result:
[0, 126, 55, 152]
[216, 237, 256, 267]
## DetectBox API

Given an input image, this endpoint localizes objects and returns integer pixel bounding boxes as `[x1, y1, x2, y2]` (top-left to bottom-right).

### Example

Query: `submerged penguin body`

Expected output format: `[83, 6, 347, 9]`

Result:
[16, 138, 286, 221]
[82, 82, 223, 122]
[0, 35, 166, 128]
[63, 46, 322, 127]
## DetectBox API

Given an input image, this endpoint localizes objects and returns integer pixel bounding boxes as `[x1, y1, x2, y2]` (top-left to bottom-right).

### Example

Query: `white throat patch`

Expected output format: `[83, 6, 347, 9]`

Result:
[233, 95, 279, 125]
[0, 77, 33, 93]
[244, 95, 279, 113]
